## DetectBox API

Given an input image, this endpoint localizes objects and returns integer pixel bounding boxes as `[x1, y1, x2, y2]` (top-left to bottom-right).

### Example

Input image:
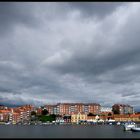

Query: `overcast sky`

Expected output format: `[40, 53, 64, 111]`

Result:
[0, 2, 140, 110]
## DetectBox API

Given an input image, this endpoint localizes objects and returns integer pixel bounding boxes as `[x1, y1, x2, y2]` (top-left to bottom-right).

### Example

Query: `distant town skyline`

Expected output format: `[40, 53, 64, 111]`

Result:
[0, 2, 140, 111]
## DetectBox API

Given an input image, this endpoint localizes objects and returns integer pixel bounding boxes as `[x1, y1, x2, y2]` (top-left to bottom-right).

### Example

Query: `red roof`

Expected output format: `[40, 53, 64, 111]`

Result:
[0, 110, 11, 113]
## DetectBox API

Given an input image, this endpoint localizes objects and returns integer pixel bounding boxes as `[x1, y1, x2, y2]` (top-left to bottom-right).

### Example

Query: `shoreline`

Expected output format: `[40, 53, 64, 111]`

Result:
[1, 121, 140, 126]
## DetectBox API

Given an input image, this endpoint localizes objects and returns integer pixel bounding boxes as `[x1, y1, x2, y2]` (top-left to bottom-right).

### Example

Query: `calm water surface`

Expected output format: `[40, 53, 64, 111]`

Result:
[0, 124, 140, 138]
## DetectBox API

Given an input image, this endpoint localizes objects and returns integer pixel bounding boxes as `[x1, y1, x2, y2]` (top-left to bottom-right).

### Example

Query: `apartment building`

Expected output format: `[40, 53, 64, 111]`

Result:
[0, 110, 11, 122]
[44, 103, 101, 116]
[100, 106, 112, 115]
[112, 104, 134, 114]
[9, 112, 20, 124]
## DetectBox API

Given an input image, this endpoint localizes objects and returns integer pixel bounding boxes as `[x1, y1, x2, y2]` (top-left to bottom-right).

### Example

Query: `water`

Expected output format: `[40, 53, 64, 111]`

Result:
[0, 124, 140, 138]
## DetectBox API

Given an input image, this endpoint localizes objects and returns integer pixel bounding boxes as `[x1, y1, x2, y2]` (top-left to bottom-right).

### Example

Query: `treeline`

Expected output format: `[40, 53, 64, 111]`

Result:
[30, 109, 58, 122]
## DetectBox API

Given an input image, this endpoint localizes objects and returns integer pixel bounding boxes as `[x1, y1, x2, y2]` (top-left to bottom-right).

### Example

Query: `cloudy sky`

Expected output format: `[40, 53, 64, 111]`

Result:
[0, 2, 140, 110]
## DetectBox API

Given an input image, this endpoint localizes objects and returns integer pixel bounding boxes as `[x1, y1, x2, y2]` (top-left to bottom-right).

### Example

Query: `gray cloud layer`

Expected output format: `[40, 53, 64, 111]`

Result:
[0, 2, 140, 111]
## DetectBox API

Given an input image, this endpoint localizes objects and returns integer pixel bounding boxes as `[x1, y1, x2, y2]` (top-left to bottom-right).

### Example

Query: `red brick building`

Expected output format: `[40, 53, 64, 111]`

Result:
[44, 103, 101, 116]
[0, 110, 11, 122]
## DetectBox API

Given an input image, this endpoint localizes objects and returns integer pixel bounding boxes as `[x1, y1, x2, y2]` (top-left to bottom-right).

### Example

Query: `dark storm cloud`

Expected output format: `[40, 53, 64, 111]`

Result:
[49, 45, 140, 78]
[67, 2, 127, 18]
[0, 2, 125, 36]
[0, 2, 140, 110]
[0, 2, 41, 36]
[46, 2, 140, 85]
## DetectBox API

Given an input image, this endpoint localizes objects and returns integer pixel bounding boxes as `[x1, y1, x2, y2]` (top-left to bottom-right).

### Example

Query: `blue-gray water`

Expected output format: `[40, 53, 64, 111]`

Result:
[0, 124, 140, 138]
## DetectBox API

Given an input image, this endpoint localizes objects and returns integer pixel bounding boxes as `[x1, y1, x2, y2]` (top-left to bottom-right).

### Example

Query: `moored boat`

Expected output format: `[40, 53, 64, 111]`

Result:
[124, 122, 136, 131]
[5, 122, 11, 125]
[117, 122, 121, 125]
[131, 127, 140, 132]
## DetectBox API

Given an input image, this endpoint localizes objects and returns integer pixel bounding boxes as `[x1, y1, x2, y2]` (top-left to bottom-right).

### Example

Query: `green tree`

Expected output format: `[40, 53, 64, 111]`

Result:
[50, 114, 56, 119]
[112, 109, 119, 114]
[108, 112, 112, 116]
[38, 115, 56, 122]
[31, 111, 36, 116]
[41, 109, 49, 116]
[88, 113, 95, 116]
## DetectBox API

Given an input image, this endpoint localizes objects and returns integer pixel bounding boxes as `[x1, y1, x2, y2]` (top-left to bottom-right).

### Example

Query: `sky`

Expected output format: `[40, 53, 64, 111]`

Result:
[0, 2, 140, 111]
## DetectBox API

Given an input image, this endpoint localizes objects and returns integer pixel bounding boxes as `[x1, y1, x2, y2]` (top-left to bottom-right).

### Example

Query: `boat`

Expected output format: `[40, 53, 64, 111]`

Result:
[117, 122, 121, 125]
[108, 119, 116, 122]
[131, 127, 140, 132]
[124, 122, 136, 131]
[5, 122, 11, 125]
[107, 119, 116, 124]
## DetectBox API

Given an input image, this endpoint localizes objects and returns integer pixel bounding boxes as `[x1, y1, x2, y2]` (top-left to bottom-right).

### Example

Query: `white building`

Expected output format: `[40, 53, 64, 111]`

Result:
[101, 107, 112, 112]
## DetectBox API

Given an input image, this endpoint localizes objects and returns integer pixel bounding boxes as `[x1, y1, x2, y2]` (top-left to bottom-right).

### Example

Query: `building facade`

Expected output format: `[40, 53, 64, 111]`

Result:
[112, 104, 134, 114]
[71, 112, 87, 123]
[44, 103, 101, 116]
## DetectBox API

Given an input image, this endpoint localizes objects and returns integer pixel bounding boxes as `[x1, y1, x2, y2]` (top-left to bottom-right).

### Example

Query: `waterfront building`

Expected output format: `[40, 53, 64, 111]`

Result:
[18, 109, 29, 122]
[0, 114, 3, 121]
[19, 105, 35, 111]
[88, 103, 101, 115]
[100, 106, 113, 116]
[74, 103, 84, 113]
[83, 104, 89, 114]
[58, 103, 71, 115]
[112, 104, 134, 114]
[36, 108, 42, 115]
[112, 114, 140, 122]
[53, 105, 58, 115]
[124, 105, 134, 114]
[13, 107, 32, 122]
[0, 110, 11, 122]
[56, 116, 64, 124]
[45, 104, 57, 115]
[59, 103, 85, 115]
[101, 107, 112, 112]
[69, 104, 75, 114]
[130, 114, 140, 122]
[0, 105, 8, 110]
[0, 106, 32, 124]
[44, 103, 101, 116]
[63, 115, 71, 123]
[113, 114, 131, 121]
[71, 112, 87, 123]
[56, 115, 71, 124]
[87, 116, 96, 122]
[9, 112, 20, 124]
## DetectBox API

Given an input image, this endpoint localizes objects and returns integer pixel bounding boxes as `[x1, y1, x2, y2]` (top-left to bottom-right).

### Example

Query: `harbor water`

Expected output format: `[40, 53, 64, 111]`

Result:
[0, 124, 140, 138]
